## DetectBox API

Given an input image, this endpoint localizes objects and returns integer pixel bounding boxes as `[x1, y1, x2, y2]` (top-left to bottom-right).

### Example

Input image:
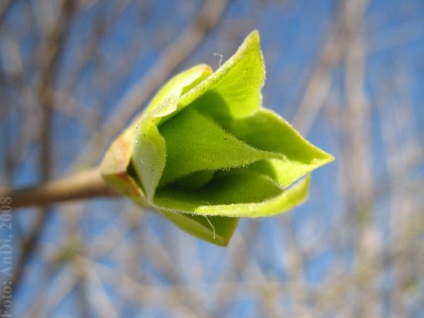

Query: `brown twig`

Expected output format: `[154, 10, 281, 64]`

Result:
[0, 168, 117, 209]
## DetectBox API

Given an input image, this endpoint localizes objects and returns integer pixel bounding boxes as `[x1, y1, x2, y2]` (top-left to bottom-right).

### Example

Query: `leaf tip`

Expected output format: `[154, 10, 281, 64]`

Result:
[247, 29, 260, 42]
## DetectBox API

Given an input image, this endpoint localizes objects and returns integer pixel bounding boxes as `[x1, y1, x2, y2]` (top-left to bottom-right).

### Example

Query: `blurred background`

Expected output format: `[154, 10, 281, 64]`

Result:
[1, 0, 423, 317]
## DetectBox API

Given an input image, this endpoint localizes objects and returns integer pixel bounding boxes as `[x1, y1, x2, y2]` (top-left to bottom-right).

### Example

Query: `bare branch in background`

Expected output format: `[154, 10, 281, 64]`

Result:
[0, 0, 77, 310]
[291, 0, 345, 135]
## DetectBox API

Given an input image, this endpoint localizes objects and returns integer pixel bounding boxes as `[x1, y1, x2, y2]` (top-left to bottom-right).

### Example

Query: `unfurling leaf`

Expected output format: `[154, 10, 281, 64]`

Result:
[101, 30, 334, 246]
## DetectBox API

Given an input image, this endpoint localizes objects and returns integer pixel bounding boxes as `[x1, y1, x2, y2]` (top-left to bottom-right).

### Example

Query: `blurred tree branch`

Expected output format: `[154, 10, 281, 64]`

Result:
[0, 0, 77, 311]
[0, 0, 14, 24]
[0, 168, 116, 209]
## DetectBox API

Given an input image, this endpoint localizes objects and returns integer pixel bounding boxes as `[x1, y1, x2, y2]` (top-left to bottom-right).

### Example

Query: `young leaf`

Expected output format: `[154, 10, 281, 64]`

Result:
[220, 108, 334, 187]
[159, 211, 239, 246]
[102, 30, 334, 246]
[158, 108, 283, 187]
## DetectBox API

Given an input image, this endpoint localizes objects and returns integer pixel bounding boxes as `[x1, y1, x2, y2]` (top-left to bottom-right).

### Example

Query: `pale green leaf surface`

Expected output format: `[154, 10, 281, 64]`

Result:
[144, 64, 212, 116]
[131, 119, 166, 200]
[154, 172, 311, 217]
[158, 108, 282, 186]
[161, 30, 264, 123]
[132, 69, 200, 199]
[158, 210, 239, 246]
[221, 108, 334, 187]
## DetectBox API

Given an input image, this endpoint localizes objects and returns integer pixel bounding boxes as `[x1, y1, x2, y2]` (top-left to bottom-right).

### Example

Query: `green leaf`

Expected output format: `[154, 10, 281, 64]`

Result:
[158, 108, 282, 187]
[160, 30, 264, 124]
[144, 64, 213, 117]
[158, 211, 239, 247]
[154, 171, 311, 217]
[131, 119, 166, 200]
[221, 108, 334, 187]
